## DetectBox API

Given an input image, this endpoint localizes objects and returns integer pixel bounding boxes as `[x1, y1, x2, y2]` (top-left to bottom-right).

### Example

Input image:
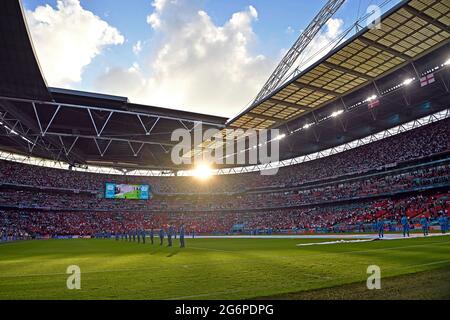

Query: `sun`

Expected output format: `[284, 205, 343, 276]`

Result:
[192, 163, 213, 180]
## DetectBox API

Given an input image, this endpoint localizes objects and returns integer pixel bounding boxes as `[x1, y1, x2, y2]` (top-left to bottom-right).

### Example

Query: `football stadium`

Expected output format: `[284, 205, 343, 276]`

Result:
[0, 0, 450, 305]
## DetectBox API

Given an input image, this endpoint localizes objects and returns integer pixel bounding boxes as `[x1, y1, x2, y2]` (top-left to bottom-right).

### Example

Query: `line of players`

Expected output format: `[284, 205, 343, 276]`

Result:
[112, 225, 189, 248]
[376, 214, 449, 238]
[96, 214, 449, 241]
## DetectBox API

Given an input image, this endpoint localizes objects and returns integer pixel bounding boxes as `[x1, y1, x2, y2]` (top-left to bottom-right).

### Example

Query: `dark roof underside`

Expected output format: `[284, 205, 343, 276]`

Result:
[0, 0, 51, 101]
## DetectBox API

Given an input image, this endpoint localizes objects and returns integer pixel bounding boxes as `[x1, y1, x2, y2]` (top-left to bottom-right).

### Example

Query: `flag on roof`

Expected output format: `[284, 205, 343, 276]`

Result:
[420, 73, 435, 87]
[368, 99, 380, 110]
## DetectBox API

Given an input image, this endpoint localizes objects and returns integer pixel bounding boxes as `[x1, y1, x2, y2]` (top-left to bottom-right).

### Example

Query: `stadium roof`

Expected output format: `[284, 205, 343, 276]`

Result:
[0, 0, 449, 172]
[0, 0, 51, 101]
[228, 0, 450, 130]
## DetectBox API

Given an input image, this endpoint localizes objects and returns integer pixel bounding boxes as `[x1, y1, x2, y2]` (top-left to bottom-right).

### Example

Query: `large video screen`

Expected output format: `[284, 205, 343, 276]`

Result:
[105, 183, 151, 200]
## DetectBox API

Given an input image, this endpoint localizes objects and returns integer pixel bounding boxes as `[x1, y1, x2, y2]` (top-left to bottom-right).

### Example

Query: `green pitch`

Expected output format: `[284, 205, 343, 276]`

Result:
[116, 189, 141, 199]
[0, 236, 449, 300]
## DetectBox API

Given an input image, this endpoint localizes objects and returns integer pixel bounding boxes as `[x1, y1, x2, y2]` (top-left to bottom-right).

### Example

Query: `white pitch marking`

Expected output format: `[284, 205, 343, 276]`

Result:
[297, 239, 375, 246]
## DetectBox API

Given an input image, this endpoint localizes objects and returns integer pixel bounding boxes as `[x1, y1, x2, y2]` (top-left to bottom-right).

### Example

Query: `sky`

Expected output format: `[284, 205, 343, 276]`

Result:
[21, 0, 401, 117]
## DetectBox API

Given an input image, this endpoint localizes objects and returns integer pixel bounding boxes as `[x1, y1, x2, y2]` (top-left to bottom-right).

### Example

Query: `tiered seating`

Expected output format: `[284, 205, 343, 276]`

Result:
[0, 118, 449, 237]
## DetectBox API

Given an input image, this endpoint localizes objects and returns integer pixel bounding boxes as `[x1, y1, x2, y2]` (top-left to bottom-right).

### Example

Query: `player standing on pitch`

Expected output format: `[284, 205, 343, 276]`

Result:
[438, 213, 448, 234]
[401, 215, 410, 237]
[150, 228, 154, 245]
[420, 215, 429, 236]
[179, 225, 185, 248]
[167, 225, 173, 247]
[377, 218, 385, 238]
[159, 227, 164, 246]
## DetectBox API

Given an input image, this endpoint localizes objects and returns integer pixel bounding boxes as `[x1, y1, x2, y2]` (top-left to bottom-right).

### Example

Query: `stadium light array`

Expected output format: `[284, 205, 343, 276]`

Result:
[275, 134, 286, 140]
[331, 110, 344, 118]
[366, 95, 377, 102]
[0, 120, 34, 144]
[284, 56, 449, 146]
[402, 78, 415, 86]
[1, 121, 18, 136]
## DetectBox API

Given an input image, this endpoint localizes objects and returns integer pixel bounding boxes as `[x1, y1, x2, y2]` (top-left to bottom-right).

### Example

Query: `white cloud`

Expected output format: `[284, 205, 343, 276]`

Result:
[26, 0, 124, 87]
[285, 26, 295, 35]
[133, 41, 143, 56]
[95, 0, 275, 117]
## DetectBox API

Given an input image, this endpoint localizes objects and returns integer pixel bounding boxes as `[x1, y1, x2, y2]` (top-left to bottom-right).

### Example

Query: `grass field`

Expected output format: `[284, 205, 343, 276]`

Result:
[116, 190, 141, 199]
[0, 236, 449, 300]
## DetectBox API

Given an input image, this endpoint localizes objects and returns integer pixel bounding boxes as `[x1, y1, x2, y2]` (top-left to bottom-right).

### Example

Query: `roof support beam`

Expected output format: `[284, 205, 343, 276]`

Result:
[189, 121, 202, 133]
[159, 144, 169, 154]
[128, 141, 145, 157]
[59, 135, 79, 157]
[404, 5, 450, 33]
[99, 111, 113, 137]
[28, 136, 40, 153]
[138, 115, 160, 136]
[0, 111, 7, 122]
[321, 61, 373, 80]
[247, 112, 280, 122]
[32, 102, 43, 135]
[1, 101, 81, 163]
[32, 103, 62, 136]
[291, 82, 337, 97]
[0, 96, 225, 128]
[358, 36, 411, 61]
[43, 105, 60, 136]
[8, 120, 19, 133]
[42, 132, 175, 147]
[94, 138, 113, 157]
[88, 109, 113, 137]
[268, 98, 311, 110]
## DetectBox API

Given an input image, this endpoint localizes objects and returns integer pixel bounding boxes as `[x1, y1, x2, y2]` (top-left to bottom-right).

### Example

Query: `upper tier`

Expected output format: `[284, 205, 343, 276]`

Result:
[1, 118, 449, 194]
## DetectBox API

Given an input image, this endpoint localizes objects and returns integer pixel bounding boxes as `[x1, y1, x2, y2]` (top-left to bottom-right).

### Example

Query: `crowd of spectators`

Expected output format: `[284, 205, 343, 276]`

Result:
[1, 163, 448, 211]
[1, 119, 449, 238]
[1, 192, 448, 238]
[1, 118, 449, 194]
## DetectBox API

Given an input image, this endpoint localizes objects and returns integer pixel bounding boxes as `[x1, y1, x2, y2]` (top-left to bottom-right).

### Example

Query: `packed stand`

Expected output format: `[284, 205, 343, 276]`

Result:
[1, 191, 448, 238]
[0, 118, 449, 194]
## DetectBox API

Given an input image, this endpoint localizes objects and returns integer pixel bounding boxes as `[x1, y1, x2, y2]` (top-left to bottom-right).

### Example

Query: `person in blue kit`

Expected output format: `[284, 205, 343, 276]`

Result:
[141, 230, 146, 244]
[377, 218, 385, 238]
[159, 227, 165, 246]
[420, 215, 429, 236]
[132, 231, 136, 242]
[179, 225, 185, 248]
[150, 229, 154, 245]
[167, 225, 173, 247]
[401, 215, 410, 237]
[438, 213, 448, 234]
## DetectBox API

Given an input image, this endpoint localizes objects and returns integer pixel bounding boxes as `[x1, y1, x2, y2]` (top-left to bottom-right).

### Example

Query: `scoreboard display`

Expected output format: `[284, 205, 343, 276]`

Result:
[105, 183, 151, 200]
